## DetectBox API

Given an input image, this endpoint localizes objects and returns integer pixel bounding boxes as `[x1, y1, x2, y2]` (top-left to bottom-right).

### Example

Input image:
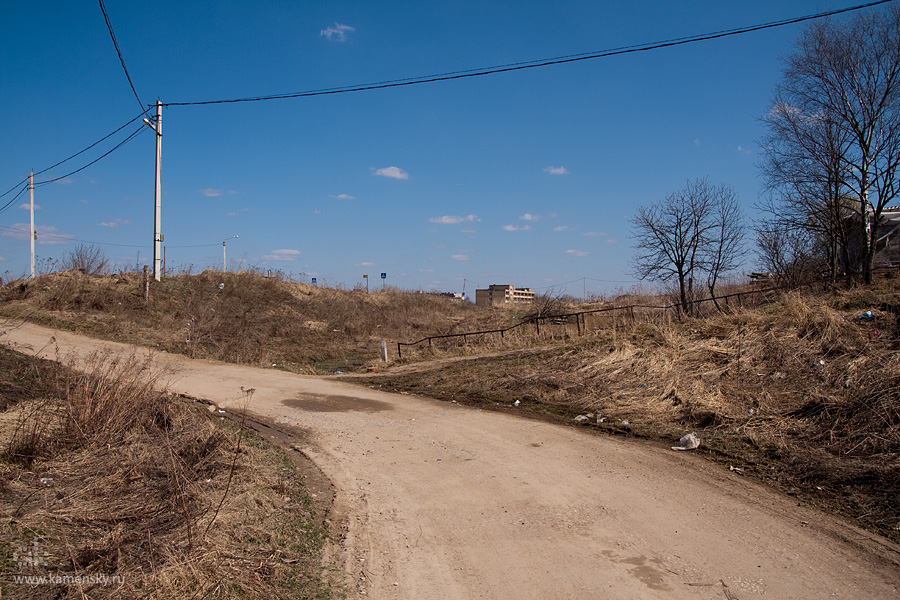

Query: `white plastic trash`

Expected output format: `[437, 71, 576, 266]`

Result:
[672, 432, 700, 451]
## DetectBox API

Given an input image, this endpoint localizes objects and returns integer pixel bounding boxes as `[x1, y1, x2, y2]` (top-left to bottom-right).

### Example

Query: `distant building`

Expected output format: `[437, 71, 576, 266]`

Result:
[474, 284, 535, 308]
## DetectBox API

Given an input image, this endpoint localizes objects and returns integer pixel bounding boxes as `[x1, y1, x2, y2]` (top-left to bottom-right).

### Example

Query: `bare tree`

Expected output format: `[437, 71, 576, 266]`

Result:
[760, 98, 856, 280]
[62, 244, 108, 275]
[702, 184, 746, 310]
[765, 5, 900, 283]
[755, 219, 824, 287]
[630, 178, 743, 315]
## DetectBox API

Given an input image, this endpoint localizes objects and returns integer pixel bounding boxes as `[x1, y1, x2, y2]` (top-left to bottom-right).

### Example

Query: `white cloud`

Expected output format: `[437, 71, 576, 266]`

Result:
[1, 224, 73, 245]
[737, 145, 752, 154]
[544, 166, 569, 175]
[263, 249, 301, 261]
[450, 254, 470, 261]
[502, 224, 530, 231]
[201, 188, 236, 197]
[566, 249, 589, 257]
[430, 214, 479, 224]
[98, 218, 131, 228]
[520, 213, 540, 221]
[320, 22, 355, 42]
[18, 203, 40, 210]
[553, 225, 571, 232]
[694, 138, 701, 146]
[373, 166, 409, 180]
[583, 231, 607, 237]
[329, 193, 356, 200]
[358, 261, 376, 267]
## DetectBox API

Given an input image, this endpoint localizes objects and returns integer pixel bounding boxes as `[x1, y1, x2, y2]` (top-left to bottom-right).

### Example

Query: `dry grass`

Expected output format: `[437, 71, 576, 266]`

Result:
[369, 282, 900, 542]
[0, 349, 338, 599]
[0, 270, 510, 372]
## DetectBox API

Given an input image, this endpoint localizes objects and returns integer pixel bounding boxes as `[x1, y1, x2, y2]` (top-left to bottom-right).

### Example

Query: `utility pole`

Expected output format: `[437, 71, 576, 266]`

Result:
[222, 235, 238, 271]
[143, 100, 162, 281]
[29, 171, 35, 279]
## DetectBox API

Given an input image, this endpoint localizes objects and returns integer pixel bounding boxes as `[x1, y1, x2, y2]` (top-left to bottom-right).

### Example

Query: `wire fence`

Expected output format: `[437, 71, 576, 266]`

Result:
[396, 284, 788, 359]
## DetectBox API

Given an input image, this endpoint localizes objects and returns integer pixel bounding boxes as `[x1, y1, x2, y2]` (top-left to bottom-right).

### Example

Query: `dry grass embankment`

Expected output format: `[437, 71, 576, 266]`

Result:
[0, 270, 510, 373]
[0, 348, 339, 599]
[368, 284, 900, 543]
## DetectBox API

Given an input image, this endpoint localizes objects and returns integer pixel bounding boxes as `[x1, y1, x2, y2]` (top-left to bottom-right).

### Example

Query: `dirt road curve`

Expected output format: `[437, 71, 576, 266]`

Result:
[3, 321, 899, 599]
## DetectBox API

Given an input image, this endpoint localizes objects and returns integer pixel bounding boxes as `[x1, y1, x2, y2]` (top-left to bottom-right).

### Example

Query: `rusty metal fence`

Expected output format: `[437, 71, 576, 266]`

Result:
[396, 285, 785, 359]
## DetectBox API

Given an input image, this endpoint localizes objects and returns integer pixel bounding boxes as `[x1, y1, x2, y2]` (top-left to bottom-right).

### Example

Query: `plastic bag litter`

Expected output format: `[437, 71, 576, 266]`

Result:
[672, 432, 700, 451]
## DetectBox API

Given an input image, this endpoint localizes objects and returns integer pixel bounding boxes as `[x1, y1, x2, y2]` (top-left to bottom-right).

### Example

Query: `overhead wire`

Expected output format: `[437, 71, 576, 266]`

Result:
[33, 126, 147, 187]
[161, 0, 896, 107]
[0, 184, 31, 218]
[98, 0, 147, 117]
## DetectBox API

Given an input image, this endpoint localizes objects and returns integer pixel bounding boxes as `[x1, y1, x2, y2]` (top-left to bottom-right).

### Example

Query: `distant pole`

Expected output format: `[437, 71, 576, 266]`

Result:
[143, 100, 162, 281]
[222, 235, 237, 271]
[29, 172, 35, 279]
[583, 277, 586, 303]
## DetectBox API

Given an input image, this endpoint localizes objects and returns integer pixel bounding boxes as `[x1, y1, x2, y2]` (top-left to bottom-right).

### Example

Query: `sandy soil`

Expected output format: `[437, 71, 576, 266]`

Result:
[2, 320, 899, 599]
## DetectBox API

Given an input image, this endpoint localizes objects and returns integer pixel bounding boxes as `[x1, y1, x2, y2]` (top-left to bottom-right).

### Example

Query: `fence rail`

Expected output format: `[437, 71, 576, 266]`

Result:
[396, 285, 784, 359]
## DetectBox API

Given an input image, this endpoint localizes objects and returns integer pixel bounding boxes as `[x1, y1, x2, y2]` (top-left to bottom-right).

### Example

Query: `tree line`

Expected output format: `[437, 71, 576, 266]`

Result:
[631, 4, 900, 306]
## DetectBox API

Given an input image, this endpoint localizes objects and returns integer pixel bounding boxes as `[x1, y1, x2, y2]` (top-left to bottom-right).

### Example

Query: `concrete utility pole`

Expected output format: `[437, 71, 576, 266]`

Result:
[29, 171, 35, 279]
[143, 100, 162, 281]
[222, 235, 238, 271]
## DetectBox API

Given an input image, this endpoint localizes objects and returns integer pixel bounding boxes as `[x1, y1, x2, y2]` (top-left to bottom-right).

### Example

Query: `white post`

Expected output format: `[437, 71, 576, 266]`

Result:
[29, 171, 35, 279]
[222, 235, 237, 272]
[145, 100, 163, 281]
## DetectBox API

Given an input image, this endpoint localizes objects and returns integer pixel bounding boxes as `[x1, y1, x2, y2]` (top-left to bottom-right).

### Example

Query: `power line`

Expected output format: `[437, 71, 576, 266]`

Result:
[0, 184, 30, 218]
[162, 0, 896, 107]
[34, 111, 147, 178]
[0, 111, 146, 201]
[33, 126, 147, 187]
[98, 0, 147, 116]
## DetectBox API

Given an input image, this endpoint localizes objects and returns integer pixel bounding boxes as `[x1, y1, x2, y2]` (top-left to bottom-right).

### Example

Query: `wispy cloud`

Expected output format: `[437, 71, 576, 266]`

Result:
[373, 166, 409, 180]
[358, 261, 376, 267]
[320, 22, 355, 42]
[544, 166, 569, 175]
[520, 213, 540, 221]
[566, 249, 589, 257]
[201, 188, 237, 197]
[430, 214, 479, 224]
[737, 145, 752, 154]
[450, 254, 470, 261]
[553, 225, 571, 232]
[502, 224, 530, 231]
[263, 249, 301, 261]
[582, 231, 607, 237]
[329, 193, 356, 200]
[18, 203, 40, 211]
[1, 224, 73, 245]
[98, 218, 131, 228]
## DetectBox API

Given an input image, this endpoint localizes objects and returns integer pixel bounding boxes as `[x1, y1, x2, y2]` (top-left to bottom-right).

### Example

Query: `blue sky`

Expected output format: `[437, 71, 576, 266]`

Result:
[0, 1, 887, 298]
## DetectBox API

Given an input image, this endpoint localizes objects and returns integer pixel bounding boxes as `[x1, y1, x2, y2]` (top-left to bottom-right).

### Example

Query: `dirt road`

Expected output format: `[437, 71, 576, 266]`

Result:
[3, 321, 898, 599]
